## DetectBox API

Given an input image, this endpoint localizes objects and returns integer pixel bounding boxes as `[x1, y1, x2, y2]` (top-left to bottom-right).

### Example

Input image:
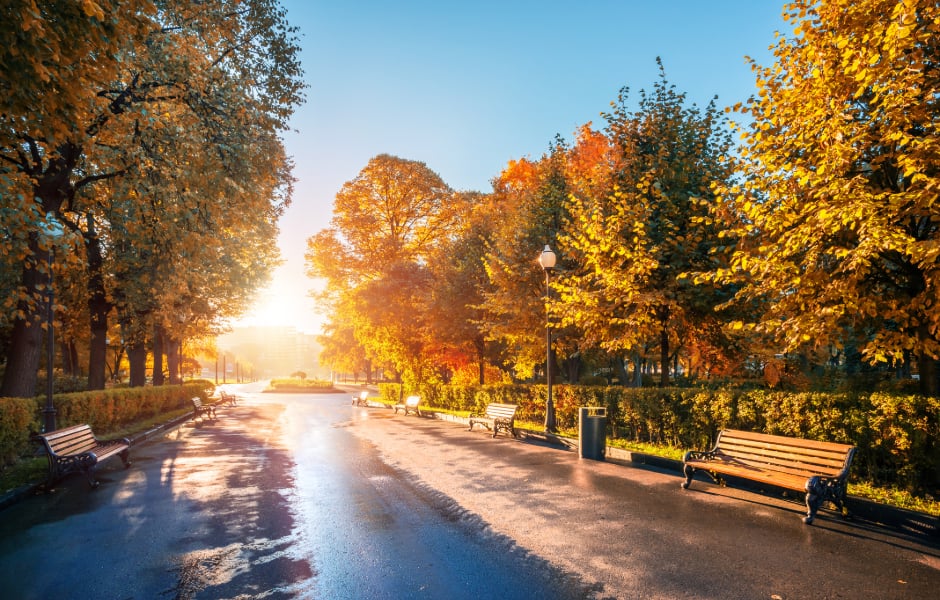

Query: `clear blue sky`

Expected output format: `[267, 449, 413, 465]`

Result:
[236, 0, 786, 334]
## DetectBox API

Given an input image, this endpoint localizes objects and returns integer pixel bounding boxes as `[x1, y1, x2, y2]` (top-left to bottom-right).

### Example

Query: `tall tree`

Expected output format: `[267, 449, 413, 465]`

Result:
[480, 141, 571, 381]
[425, 192, 505, 384]
[306, 154, 459, 387]
[711, 0, 940, 395]
[0, 0, 303, 396]
[557, 64, 734, 385]
[317, 318, 373, 382]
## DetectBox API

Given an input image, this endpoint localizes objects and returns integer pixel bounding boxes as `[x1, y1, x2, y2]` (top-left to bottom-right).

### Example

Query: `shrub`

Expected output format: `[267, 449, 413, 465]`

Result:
[0, 398, 41, 470]
[268, 378, 333, 391]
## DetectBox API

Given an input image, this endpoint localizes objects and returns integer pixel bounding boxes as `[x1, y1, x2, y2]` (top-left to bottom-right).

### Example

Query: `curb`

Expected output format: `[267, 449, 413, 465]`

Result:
[0, 481, 40, 512]
[128, 413, 193, 446]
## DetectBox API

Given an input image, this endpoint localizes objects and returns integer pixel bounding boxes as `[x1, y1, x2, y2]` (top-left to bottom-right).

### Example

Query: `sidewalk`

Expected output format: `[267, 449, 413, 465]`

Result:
[347, 403, 940, 598]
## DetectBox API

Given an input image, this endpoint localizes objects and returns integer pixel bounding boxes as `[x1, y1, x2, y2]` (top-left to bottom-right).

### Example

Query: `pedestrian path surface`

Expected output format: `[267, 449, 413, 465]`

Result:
[0, 384, 937, 599]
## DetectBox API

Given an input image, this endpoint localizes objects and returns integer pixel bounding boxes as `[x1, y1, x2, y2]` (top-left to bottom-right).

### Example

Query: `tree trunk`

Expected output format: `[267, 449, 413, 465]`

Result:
[919, 355, 938, 397]
[109, 343, 125, 382]
[0, 237, 46, 398]
[548, 346, 558, 384]
[167, 337, 180, 384]
[612, 356, 629, 387]
[127, 342, 147, 387]
[563, 352, 582, 384]
[86, 216, 109, 391]
[152, 325, 165, 386]
[917, 324, 939, 396]
[62, 338, 79, 376]
[661, 328, 670, 386]
[475, 337, 488, 385]
[657, 306, 670, 387]
[2, 143, 79, 397]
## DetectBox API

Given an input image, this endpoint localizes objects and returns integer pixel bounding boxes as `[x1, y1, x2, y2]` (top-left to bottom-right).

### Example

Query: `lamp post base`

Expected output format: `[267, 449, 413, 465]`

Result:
[544, 399, 556, 434]
[42, 407, 57, 434]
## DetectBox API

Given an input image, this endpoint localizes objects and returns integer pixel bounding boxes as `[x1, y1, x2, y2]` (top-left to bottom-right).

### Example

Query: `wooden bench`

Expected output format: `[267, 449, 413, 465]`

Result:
[192, 397, 216, 420]
[468, 403, 518, 438]
[219, 391, 238, 406]
[352, 390, 370, 406]
[394, 395, 421, 416]
[34, 424, 131, 488]
[681, 429, 856, 524]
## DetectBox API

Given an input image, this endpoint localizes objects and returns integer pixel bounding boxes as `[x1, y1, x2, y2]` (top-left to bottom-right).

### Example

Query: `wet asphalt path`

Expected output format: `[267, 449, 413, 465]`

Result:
[0, 386, 591, 599]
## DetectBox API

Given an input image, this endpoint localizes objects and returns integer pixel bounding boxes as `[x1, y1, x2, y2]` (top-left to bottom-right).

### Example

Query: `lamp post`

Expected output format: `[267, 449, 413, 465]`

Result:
[538, 244, 557, 433]
[40, 213, 64, 432]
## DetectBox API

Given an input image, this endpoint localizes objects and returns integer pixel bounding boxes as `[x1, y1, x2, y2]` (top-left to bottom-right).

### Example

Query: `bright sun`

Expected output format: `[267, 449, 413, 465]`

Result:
[235, 284, 318, 332]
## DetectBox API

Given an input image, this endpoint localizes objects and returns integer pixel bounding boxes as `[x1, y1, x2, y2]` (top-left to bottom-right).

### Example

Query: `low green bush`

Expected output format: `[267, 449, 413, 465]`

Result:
[268, 378, 335, 391]
[0, 398, 41, 470]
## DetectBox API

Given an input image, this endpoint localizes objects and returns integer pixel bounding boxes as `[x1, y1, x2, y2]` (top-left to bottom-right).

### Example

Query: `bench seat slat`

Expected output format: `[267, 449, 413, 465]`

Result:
[683, 458, 814, 492]
[713, 456, 843, 480]
[687, 455, 836, 485]
[719, 436, 852, 464]
[717, 446, 850, 475]
[90, 443, 130, 461]
[719, 430, 853, 453]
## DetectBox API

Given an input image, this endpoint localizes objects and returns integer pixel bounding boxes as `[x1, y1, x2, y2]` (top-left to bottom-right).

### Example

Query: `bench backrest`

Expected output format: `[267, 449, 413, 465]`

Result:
[405, 395, 420, 407]
[358, 391, 369, 400]
[485, 403, 518, 420]
[716, 429, 855, 480]
[37, 424, 99, 457]
[192, 397, 204, 407]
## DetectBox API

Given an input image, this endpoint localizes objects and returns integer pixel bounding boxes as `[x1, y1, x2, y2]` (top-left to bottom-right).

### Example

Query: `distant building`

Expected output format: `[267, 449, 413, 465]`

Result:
[213, 326, 325, 380]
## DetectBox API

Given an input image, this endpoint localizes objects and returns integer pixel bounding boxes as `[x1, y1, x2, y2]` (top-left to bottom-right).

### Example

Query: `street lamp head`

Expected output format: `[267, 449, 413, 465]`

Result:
[538, 244, 556, 270]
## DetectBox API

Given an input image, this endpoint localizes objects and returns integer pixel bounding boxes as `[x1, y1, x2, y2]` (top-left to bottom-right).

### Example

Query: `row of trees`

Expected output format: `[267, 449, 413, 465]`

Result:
[308, 0, 940, 398]
[0, 1, 305, 397]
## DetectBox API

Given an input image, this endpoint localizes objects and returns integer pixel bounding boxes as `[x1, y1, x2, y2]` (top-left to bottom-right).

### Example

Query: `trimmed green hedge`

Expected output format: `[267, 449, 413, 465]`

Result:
[0, 382, 213, 471]
[0, 398, 40, 469]
[382, 383, 940, 496]
[268, 378, 335, 392]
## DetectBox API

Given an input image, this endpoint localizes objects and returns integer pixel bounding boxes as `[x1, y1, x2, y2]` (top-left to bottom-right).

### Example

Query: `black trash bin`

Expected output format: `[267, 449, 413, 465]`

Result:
[579, 407, 607, 460]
